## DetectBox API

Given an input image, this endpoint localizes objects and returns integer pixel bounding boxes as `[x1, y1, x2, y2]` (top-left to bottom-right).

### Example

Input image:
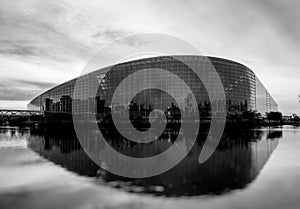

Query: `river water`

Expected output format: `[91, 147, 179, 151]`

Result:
[0, 125, 299, 209]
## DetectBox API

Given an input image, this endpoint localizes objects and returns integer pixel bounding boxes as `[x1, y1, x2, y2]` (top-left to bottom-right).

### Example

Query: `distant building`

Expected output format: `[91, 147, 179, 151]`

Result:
[28, 56, 278, 119]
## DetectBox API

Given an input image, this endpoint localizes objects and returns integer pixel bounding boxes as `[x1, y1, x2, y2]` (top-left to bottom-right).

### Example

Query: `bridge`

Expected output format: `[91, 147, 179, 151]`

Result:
[0, 109, 41, 116]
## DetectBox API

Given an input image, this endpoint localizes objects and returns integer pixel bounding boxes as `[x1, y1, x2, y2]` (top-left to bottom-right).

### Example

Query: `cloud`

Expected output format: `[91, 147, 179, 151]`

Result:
[0, 0, 299, 113]
[0, 79, 57, 101]
[0, 0, 96, 63]
[117, 35, 160, 48]
[12, 79, 57, 89]
[92, 29, 128, 41]
[248, 0, 300, 43]
[0, 39, 47, 57]
[0, 87, 39, 101]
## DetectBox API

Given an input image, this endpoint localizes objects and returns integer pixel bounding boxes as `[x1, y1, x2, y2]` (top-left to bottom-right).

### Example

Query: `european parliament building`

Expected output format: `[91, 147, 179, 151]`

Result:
[28, 56, 278, 121]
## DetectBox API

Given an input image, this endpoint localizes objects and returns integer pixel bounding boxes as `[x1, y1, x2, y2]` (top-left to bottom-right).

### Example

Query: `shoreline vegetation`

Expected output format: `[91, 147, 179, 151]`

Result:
[0, 111, 299, 128]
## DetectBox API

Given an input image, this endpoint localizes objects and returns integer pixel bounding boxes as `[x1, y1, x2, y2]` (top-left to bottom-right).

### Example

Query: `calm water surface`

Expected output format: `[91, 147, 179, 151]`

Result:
[0, 125, 299, 209]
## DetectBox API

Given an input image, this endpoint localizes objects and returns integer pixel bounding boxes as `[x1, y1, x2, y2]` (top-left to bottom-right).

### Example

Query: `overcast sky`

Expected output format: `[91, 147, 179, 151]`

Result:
[0, 0, 299, 114]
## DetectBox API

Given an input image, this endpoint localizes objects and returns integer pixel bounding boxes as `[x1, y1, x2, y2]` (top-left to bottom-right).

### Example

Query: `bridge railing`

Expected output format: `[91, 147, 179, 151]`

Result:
[0, 109, 42, 116]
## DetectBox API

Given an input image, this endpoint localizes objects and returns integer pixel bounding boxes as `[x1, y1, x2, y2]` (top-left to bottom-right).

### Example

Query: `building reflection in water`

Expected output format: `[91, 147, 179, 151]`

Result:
[28, 127, 282, 196]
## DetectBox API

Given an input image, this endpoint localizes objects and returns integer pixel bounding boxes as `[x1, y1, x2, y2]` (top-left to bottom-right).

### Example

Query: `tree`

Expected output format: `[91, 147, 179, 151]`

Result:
[292, 114, 300, 124]
[266, 111, 282, 123]
[242, 110, 261, 121]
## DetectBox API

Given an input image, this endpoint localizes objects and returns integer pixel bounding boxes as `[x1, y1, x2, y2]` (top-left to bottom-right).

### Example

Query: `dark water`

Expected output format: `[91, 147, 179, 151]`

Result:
[0, 125, 299, 209]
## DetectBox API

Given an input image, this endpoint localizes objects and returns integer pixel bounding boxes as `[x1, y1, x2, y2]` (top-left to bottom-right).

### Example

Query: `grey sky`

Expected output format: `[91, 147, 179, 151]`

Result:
[0, 0, 299, 114]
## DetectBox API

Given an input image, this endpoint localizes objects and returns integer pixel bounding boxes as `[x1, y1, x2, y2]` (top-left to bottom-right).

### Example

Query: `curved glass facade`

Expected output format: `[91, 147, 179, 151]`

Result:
[28, 56, 278, 119]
